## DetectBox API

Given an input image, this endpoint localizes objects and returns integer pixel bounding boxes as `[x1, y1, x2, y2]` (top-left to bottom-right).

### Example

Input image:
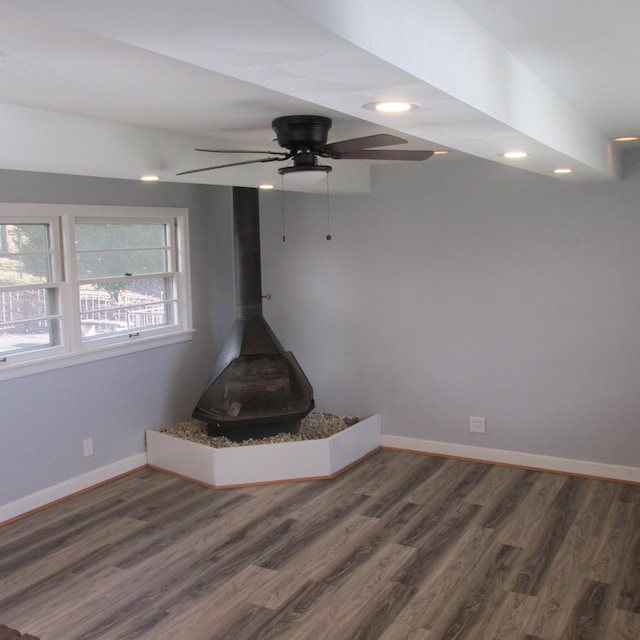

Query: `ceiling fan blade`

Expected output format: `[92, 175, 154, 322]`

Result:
[324, 133, 408, 154]
[337, 149, 434, 161]
[177, 155, 287, 176]
[195, 148, 287, 156]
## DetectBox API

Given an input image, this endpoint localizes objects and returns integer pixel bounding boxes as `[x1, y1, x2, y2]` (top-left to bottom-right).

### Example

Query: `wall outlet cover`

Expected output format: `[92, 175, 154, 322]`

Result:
[469, 416, 486, 434]
[83, 438, 93, 457]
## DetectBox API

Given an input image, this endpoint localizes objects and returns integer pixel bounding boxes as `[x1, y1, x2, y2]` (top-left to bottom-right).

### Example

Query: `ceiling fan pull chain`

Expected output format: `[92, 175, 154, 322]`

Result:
[326, 172, 332, 240]
[281, 174, 286, 242]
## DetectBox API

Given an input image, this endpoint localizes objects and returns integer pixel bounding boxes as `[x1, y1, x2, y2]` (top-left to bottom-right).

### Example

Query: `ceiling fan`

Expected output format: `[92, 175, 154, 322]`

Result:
[177, 115, 434, 176]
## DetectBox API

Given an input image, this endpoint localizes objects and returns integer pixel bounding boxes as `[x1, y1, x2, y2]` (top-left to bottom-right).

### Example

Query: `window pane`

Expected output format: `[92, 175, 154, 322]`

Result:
[76, 248, 169, 279]
[0, 223, 52, 284]
[80, 303, 171, 337]
[0, 319, 58, 357]
[0, 223, 49, 253]
[0, 255, 51, 285]
[0, 287, 59, 357]
[79, 277, 173, 338]
[0, 287, 57, 324]
[75, 223, 167, 250]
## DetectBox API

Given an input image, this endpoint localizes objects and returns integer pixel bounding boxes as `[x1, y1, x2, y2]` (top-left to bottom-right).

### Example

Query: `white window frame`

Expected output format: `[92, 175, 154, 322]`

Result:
[0, 215, 68, 364]
[0, 204, 193, 382]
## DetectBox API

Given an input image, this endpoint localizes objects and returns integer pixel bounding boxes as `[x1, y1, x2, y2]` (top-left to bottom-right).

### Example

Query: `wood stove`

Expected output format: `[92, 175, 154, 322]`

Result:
[193, 187, 314, 441]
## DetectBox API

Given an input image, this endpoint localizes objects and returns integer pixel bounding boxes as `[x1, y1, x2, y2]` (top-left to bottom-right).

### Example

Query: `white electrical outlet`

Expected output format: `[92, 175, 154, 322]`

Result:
[83, 438, 93, 457]
[469, 416, 486, 434]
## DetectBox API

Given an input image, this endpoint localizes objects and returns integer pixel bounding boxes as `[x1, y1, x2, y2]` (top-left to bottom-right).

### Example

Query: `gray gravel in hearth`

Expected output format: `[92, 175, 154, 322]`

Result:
[159, 412, 359, 448]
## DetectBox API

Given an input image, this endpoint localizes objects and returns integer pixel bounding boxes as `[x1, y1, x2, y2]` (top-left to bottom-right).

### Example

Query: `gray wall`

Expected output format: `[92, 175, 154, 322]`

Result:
[259, 151, 640, 468]
[0, 170, 235, 505]
[3, 148, 640, 508]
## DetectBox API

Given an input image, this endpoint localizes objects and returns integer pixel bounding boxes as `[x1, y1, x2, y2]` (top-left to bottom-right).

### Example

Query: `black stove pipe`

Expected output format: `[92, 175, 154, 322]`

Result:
[234, 186, 265, 319]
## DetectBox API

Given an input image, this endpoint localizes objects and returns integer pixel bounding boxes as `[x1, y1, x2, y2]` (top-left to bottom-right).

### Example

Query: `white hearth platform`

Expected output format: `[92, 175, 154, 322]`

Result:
[146, 414, 381, 487]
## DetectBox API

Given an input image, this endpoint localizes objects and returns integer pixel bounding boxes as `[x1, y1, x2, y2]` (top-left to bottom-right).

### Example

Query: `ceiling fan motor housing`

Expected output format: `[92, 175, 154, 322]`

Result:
[272, 115, 332, 152]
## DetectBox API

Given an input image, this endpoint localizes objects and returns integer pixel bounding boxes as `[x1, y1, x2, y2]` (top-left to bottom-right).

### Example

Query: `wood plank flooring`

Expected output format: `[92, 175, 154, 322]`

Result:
[0, 450, 639, 639]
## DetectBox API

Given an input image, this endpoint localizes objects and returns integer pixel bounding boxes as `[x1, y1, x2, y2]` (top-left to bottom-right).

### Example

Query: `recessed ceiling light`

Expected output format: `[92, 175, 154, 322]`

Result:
[502, 151, 529, 159]
[364, 101, 419, 113]
[614, 136, 639, 142]
[554, 168, 572, 174]
[433, 150, 449, 155]
[140, 175, 160, 182]
[259, 184, 275, 190]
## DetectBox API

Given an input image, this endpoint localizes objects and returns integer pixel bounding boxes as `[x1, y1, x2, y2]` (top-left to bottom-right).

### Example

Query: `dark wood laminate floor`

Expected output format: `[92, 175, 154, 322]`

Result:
[1, 450, 639, 639]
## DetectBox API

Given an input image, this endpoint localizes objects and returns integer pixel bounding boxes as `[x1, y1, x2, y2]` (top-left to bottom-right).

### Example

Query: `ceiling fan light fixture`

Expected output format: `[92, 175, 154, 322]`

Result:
[278, 164, 332, 176]
[365, 101, 419, 113]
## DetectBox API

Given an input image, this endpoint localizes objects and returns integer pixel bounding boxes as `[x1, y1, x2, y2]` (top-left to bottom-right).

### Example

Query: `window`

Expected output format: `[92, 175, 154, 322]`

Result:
[0, 205, 192, 380]
[75, 219, 178, 342]
[0, 220, 63, 359]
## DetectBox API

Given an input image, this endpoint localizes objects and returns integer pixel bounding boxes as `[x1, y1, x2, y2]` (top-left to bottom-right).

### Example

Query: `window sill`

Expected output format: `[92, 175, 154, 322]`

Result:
[0, 329, 195, 382]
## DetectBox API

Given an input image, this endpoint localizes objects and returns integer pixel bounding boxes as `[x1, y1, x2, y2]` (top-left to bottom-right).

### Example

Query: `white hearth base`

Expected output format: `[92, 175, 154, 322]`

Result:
[146, 414, 381, 487]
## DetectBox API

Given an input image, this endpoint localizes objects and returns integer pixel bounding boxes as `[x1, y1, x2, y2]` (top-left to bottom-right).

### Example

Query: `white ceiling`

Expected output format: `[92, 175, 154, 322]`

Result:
[0, 0, 637, 192]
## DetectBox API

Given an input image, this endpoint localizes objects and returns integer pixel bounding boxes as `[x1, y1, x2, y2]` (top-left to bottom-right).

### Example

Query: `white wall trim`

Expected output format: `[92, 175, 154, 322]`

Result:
[0, 453, 147, 525]
[4, 434, 638, 526]
[381, 435, 640, 483]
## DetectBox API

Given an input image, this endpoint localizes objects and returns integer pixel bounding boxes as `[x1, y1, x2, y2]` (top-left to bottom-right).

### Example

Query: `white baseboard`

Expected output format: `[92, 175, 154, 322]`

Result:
[381, 435, 640, 483]
[4, 433, 637, 526]
[0, 453, 147, 525]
